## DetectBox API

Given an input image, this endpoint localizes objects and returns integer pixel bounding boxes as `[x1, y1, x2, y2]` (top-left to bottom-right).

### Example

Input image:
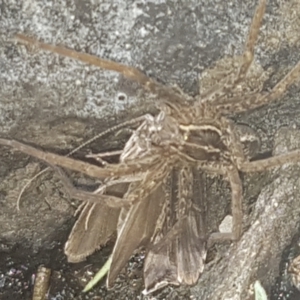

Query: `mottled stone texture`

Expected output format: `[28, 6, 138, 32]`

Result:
[1, 0, 300, 299]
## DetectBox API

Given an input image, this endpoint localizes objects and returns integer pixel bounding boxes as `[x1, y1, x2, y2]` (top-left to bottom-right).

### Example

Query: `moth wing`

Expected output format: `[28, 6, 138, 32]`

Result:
[64, 183, 128, 263]
[107, 181, 164, 287]
[143, 172, 178, 293]
[144, 167, 208, 292]
[65, 202, 120, 263]
[143, 243, 178, 294]
[176, 211, 207, 284]
[177, 168, 207, 284]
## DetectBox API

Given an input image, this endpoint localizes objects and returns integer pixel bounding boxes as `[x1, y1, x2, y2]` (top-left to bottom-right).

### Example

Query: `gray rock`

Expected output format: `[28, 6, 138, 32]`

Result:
[1, 0, 300, 299]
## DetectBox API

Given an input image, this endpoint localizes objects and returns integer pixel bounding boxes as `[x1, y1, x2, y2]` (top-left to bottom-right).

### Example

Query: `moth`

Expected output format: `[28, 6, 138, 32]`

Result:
[2, 0, 300, 294]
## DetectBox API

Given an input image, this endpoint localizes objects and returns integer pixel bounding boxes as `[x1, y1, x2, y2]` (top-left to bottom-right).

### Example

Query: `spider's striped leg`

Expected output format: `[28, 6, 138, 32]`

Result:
[228, 167, 243, 239]
[209, 166, 243, 242]
[198, 0, 266, 105]
[224, 59, 300, 113]
[15, 34, 154, 88]
[52, 166, 136, 208]
[218, 0, 266, 92]
[239, 149, 300, 173]
[208, 123, 261, 242]
[0, 138, 158, 179]
[233, 0, 266, 86]
[15, 34, 187, 106]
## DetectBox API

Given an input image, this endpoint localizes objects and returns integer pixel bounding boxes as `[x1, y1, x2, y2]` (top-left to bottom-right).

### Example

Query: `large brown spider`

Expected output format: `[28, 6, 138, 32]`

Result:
[1, 0, 300, 295]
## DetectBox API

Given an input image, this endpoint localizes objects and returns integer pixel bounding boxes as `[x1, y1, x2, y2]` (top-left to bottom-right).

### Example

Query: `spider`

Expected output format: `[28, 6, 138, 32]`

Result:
[1, 0, 300, 294]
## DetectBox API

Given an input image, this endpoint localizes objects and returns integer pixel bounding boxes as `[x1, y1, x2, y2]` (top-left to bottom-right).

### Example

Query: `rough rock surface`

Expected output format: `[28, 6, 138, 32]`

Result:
[1, 0, 300, 299]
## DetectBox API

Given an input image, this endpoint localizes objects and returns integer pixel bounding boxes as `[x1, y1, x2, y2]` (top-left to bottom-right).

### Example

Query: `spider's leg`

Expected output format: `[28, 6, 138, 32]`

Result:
[0, 138, 152, 179]
[195, 0, 266, 113]
[15, 34, 153, 87]
[233, 0, 266, 86]
[224, 60, 300, 113]
[15, 34, 186, 105]
[209, 167, 243, 242]
[228, 167, 243, 239]
[198, 0, 266, 105]
[239, 149, 300, 172]
[52, 166, 134, 208]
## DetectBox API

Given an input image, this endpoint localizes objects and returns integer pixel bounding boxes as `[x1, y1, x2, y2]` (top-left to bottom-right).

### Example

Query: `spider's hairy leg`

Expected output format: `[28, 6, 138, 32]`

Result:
[228, 167, 243, 239]
[204, 0, 266, 99]
[234, 0, 266, 85]
[15, 34, 152, 87]
[239, 149, 300, 172]
[0, 138, 147, 179]
[13, 114, 149, 208]
[15, 34, 186, 105]
[209, 167, 243, 243]
[52, 166, 133, 208]
[196, 0, 266, 107]
[212, 58, 300, 113]
[234, 60, 300, 113]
